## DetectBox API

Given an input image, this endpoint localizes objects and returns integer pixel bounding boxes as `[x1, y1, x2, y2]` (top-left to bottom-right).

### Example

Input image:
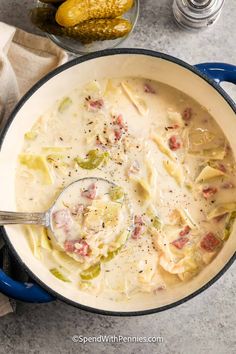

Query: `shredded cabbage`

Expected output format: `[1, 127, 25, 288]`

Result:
[121, 82, 148, 116]
[145, 158, 157, 186]
[163, 160, 184, 186]
[25, 225, 51, 252]
[134, 178, 151, 201]
[188, 147, 226, 160]
[151, 134, 174, 160]
[40, 228, 52, 251]
[179, 208, 198, 229]
[208, 203, 236, 219]
[83, 80, 101, 95]
[52, 250, 82, 274]
[167, 110, 184, 127]
[24, 131, 37, 140]
[104, 79, 121, 97]
[85, 200, 122, 229]
[195, 165, 225, 183]
[19, 154, 53, 185]
[25, 226, 41, 260]
[223, 211, 236, 240]
[189, 128, 216, 147]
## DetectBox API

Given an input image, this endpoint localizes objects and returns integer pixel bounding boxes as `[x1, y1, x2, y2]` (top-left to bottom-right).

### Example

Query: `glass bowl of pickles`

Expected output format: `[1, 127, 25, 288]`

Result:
[31, 0, 139, 55]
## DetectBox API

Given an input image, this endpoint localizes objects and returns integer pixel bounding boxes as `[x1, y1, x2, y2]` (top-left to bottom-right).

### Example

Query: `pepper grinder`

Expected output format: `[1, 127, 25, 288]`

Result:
[172, 0, 225, 30]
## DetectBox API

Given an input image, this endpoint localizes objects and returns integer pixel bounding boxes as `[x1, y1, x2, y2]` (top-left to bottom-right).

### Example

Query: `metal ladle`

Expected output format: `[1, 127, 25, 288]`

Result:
[0, 177, 118, 232]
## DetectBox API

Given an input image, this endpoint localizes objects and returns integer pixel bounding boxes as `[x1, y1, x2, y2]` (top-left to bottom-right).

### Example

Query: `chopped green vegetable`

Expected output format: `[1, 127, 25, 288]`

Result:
[80, 263, 101, 280]
[75, 150, 109, 170]
[50, 268, 70, 282]
[223, 211, 236, 240]
[78, 280, 92, 289]
[47, 153, 66, 162]
[58, 97, 72, 113]
[185, 182, 193, 191]
[152, 216, 161, 230]
[101, 230, 129, 263]
[101, 248, 120, 263]
[109, 185, 124, 201]
[24, 131, 37, 140]
[146, 207, 162, 230]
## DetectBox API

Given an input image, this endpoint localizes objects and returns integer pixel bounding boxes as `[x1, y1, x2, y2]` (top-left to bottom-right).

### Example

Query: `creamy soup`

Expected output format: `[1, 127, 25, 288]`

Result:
[16, 78, 236, 300]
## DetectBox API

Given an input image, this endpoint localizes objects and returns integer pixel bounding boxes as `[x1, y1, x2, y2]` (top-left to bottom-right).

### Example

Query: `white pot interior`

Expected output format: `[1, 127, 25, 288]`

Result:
[0, 52, 235, 313]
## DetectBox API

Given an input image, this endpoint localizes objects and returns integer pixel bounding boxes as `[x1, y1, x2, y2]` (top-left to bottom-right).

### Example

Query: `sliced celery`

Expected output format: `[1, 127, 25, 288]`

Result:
[75, 150, 109, 170]
[109, 185, 124, 201]
[58, 97, 72, 113]
[80, 263, 101, 280]
[50, 268, 70, 282]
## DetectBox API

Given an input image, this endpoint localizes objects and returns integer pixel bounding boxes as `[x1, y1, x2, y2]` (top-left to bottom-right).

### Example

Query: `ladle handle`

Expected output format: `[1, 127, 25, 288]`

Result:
[0, 211, 49, 226]
[0, 210, 54, 303]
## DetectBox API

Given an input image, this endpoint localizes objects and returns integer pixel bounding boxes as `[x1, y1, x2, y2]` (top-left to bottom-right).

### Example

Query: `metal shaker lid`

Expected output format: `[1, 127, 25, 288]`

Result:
[173, 0, 225, 29]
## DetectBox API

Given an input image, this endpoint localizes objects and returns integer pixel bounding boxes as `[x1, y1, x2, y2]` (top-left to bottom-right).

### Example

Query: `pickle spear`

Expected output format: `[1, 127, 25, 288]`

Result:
[56, 0, 134, 27]
[63, 18, 132, 43]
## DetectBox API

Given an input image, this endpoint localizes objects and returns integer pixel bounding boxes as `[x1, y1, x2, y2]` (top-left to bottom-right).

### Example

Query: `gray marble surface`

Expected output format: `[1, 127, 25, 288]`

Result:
[0, 1, 236, 353]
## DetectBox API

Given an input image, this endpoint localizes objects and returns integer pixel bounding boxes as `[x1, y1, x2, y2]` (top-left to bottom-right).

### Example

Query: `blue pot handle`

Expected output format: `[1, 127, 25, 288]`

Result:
[195, 62, 236, 85]
[0, 268, 54, 303]
[1, 61, 235, 304]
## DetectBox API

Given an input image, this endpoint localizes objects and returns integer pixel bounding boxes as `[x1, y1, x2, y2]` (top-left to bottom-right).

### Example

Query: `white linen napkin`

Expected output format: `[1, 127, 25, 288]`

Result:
[0, 21, 68, 316]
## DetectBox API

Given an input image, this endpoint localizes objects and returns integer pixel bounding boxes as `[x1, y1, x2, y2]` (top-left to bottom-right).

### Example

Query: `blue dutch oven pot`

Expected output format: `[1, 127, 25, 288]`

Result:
[0, 49, 235, 315]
